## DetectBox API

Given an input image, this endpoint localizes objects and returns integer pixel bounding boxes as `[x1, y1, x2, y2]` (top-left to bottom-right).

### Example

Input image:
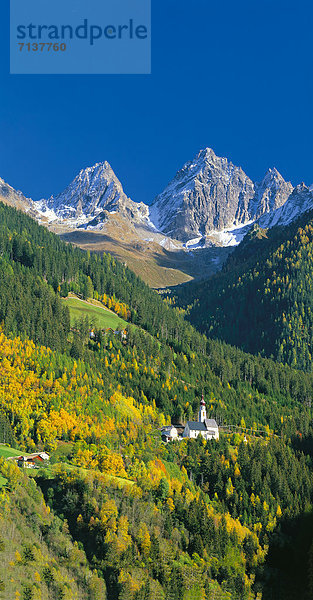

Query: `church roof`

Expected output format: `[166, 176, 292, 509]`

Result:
[186, 421, 207, 431]
[205, 418, 218, 429]
[185, 419, 218, 432]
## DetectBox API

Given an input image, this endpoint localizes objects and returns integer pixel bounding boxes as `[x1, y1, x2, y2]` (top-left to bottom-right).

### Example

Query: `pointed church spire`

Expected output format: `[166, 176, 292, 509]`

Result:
[198, 393, 206, 423]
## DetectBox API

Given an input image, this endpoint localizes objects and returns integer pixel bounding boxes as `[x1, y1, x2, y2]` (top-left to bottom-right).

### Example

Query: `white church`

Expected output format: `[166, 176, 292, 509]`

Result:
[182, 395, 219, 441]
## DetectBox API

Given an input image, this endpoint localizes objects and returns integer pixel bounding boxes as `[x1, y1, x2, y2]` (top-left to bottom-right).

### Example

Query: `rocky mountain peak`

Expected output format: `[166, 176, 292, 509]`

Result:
[35, 161, 149, 226]
[252, 168, 293, 218]
[295, 182, 309, 192]
[260, 167, 283, 183]
[47, 160, 124, 216]
[74, 161, 119, 186]
[149, 150, 294, 243]
[258, 182, 313, 229]
[196, 147, 217, 164]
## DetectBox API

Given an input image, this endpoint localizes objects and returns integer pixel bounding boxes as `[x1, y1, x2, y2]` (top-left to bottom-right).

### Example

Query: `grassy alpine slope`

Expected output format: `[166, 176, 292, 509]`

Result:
[61, 295, 128, 329]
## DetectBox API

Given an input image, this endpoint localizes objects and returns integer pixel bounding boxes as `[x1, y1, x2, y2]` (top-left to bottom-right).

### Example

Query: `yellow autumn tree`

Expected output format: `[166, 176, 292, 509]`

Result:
[137, 522, 151, 556]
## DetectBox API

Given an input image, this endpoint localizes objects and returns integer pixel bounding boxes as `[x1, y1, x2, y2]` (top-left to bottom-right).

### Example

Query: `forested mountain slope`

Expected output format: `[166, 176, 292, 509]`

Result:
[0, 320, 266, 599]
[175, 212, 313, 371]
[2, 200, 313, 598]
[1, 200, 313, 431]
[0, 460, 106, 600]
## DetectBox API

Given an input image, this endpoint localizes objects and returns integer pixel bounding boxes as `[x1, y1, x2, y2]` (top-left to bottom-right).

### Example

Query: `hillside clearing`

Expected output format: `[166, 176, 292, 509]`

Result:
[0, 444, 22, 459]
[61, 296, 128, 330]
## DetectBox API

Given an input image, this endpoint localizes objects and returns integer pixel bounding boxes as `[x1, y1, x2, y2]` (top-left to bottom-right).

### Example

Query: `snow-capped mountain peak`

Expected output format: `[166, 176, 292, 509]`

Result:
[35, 161, 149, 226]
[44, 161, 126, 219]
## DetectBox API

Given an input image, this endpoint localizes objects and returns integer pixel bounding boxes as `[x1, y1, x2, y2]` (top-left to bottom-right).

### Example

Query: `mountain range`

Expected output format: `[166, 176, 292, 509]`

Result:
[1, 148, 313, 286]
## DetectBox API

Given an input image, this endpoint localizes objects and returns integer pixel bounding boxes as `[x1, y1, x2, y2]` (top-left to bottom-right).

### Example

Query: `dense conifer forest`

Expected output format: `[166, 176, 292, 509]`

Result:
[174, 211, 313, 372]
[1, 201, 313, 599]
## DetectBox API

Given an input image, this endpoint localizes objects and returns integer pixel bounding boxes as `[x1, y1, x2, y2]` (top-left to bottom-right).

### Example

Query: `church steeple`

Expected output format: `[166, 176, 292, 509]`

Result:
[198, 393, 206, 423]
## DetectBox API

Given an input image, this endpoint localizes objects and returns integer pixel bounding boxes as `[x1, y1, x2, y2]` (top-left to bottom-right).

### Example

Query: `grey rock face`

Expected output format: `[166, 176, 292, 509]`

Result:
[0, 177, 38, 217]
[253, 168, 294, 217]
[149, 149, 293, 242]
[258, 183, 313, 228]
[41, 162, 149, 225]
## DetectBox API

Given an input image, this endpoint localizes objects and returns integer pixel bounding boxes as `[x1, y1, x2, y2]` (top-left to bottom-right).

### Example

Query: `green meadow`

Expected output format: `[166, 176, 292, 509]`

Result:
[61, 296, 127, 330]
[0, 444, 22, 459]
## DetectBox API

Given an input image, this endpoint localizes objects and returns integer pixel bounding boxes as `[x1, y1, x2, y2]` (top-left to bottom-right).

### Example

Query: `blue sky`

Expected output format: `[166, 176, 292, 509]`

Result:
[1, 0, 313, 204]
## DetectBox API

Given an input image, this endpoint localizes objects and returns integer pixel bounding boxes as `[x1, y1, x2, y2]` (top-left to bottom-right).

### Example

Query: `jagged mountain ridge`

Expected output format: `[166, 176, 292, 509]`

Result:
[35, 148, 310, 248]
[1, 148, 313, 255]
[0, 176, 38, 218]
[150, 148, 294, 243]
[258, 183, 313, 229]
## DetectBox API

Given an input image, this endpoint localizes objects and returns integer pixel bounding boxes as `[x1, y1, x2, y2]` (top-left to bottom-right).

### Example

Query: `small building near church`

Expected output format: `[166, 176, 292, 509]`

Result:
[161, 425, 178, 443]
[182, 395, 219, 441]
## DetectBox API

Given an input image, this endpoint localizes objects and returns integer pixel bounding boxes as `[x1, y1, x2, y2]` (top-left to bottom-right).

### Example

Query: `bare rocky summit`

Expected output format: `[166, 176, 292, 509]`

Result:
[35, 161, 150, 228]
[149, 148, 293, 242]
[259, 183, 313, 229]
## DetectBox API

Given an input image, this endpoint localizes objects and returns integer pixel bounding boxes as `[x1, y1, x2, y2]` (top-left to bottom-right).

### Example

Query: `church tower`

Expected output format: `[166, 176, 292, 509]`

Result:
[198, 393, 207, 423]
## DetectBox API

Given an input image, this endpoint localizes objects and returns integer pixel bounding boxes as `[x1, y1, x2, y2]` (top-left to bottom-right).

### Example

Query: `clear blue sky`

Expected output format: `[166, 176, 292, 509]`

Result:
[1, 0, 313, 204]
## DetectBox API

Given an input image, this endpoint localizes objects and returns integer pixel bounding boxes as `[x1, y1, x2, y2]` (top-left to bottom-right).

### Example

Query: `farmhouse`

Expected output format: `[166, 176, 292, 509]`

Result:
[9, 452, 50, 469]
[182, 396, 219, 441]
